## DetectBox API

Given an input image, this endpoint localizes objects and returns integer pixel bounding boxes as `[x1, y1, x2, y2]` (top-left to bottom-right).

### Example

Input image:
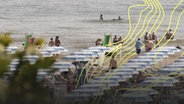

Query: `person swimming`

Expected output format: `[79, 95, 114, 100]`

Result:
[117, 16, 122, 20]
[112, 16, 122, 21]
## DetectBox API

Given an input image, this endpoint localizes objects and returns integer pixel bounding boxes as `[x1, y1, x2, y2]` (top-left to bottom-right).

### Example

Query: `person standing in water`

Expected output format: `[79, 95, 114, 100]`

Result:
[48, 38, 55, 47]
[55, 36, 61, 47]
[100, 14, 103, 20]
[117, 16, 122, 20]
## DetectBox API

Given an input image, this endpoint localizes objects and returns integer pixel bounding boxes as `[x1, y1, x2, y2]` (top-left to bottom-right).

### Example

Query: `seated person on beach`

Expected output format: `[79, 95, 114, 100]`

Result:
[48, 38, 55, 46]
[108, 56, 117, 71]
[165, 29, 174, 40]
[55, 36, 61, 47]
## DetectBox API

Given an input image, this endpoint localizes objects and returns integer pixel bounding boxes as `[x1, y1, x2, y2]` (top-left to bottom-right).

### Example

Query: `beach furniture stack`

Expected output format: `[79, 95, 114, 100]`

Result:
[38, 46, 68, 57]
[6, 46, 19, 54]
[6, 46, 68, 57]
[133, 56, 184, 103]
[4, 46, 69, 82]
[63, 46, 181, 103]
[157, 56, 184, 76]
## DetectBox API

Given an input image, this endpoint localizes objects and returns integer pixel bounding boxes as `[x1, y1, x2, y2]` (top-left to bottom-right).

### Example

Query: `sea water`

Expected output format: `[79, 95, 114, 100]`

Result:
[0, 0, 183, 52]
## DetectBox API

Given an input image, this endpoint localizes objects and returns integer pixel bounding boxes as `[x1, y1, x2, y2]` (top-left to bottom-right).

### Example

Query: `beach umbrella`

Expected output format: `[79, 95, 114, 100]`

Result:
[52, 61, 75, 69]
[53, 46, 68, 52]
[88, 46, 111, 53]
[174, 57, 184, 64]
[149, 51, 168, 54]
[180, 70, 184, 75]
[129, 59, 155, 65]
[94, 75, 124, 83]
[24, 55, 39, 61]
[80, 49, 103, 55]
[87, 79, 120, 86]
[36, 69, 53, 81]
[124, 62, 151, 69]
[71, 88, 104, 96]
[140, 80, 174, 87]
[164, 65, 184, 68]
[145, 76, 179, 83]
[105, 72, 132, 79]
[180, 57, 184, 59]
[174, 59, 184, 63]
[10, 60, 19, 65]
[137, 56, 163, 61]
[64, 93, 92, 102]
[142, 53, 168, 58]
[62, 55, 90, 62]
[157, 68, 180, 75]
[79, 84, 111, 90]
[120, 65, 146, 71]
[162, 47, 181, 53]
[8, 64, 17, 71]
[24, 55, 39, 64]
[6, 46, 19, 54]
[172, 62, 184, 65]
[140, 77, 179, 87]
[39, 51, 53, 57]
[151, 49, 175, 55]
[124, 88, 159, 95]
[154, 47, 181, 55]
[41, 48, 59, 55]
[71, 51, 98, 57]
[24, 55, 39, 59]
[36, 71, 49, 81]
[110, 69, 139, 74]
[121, 94, 153, 103]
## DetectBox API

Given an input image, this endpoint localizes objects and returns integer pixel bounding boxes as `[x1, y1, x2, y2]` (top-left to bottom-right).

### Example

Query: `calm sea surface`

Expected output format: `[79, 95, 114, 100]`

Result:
[0, 0, 183, 51]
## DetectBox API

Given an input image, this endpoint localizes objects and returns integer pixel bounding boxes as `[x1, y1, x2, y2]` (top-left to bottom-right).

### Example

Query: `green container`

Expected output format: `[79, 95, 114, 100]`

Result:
[103, 34, 111, 46]
[25, 34, 32, 47]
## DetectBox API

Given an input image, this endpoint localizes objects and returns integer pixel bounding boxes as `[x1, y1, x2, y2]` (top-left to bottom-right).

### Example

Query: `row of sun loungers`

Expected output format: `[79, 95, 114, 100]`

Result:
[63, 46, 182, 103]
[5, 45, 184, 104]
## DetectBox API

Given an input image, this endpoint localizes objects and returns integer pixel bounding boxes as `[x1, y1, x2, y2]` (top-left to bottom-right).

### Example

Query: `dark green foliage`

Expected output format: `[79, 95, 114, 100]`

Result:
[0, 33, 55, 104]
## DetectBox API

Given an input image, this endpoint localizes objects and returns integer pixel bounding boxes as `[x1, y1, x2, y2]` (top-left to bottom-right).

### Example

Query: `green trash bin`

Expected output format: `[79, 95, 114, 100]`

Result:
[103, 34, 111, 46]
[25, 34, 32, 47]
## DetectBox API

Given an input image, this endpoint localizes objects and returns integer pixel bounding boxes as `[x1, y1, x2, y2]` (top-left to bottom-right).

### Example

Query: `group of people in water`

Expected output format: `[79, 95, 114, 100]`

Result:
[48, 36, 61, 47]
[100, 14, 122, 21]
